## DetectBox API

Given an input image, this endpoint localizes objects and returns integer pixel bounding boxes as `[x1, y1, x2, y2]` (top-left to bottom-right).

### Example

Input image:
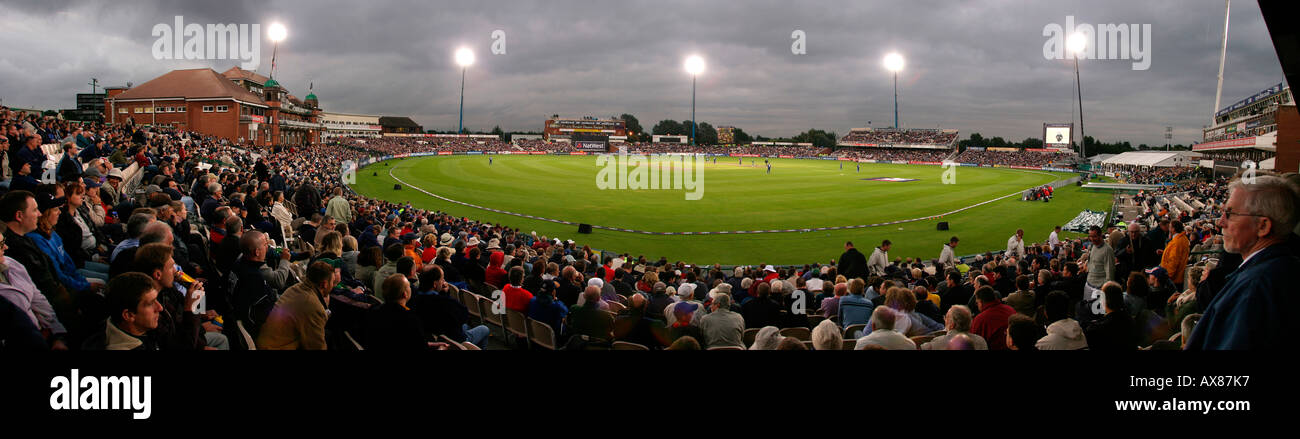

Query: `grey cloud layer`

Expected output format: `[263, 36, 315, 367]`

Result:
[0, 0, 1285, 146]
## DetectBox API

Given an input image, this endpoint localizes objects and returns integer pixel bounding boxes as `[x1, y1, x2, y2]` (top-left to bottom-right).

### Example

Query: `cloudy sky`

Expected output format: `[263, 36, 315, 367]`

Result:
[0, 0, 1286, 146]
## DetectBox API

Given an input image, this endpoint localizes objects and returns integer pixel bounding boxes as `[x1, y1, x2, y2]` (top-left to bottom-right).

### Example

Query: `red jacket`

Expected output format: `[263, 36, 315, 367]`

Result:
[485, 251, 507, 288]
[503, 284, 533, 313]
[972, 301, 1016, 350]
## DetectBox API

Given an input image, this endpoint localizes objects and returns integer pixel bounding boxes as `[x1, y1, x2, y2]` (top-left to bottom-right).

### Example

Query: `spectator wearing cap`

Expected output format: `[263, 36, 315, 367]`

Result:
[749, 326, 784, 350]
[645, 280, 674, 321]
[527, 275, 569, 341]
[101, 167, 125, 207]
[26, 191, 104, 296]
[8, 156, 40, 194]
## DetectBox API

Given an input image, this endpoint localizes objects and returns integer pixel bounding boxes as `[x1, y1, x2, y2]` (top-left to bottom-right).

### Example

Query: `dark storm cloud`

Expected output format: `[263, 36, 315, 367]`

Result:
[0, 0, 1285, 146]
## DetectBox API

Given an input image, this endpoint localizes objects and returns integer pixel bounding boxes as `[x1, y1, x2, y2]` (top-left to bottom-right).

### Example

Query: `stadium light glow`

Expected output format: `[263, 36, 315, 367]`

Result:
[883, 53, 904, 72]
[456, 47, 475, 134]
[884, 53, 904, 128]
[684, 55, 704, 145]
[267, 23, 287, 42]
[455, 47, 476, 67]
[1066, 32, 1088, 55]
[684, 55, 705, 76]
[1067, 33, 1087, 159]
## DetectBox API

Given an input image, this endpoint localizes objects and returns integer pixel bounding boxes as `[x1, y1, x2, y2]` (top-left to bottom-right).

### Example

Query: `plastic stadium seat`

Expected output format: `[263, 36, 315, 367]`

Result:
[843, 324, 866, 339]
[742, 328, 760, 347]
[505, 308, 530, 348]
[478, 294, 505, 340]
[344, 330, 364, 351]
[236, 320, 256, 350]
[611, 341, 649, 351]
[841, 339, 857, 350]
[706, 346, 744, 350]
[528, 318, 556, 350]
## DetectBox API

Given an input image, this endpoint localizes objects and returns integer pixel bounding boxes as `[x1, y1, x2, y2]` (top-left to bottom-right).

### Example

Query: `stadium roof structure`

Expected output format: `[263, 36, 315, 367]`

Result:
[110, 68, 267, 106]
[1100, 151, 1201, 168]
[1088, 153, 1116, 163]
[221, 66, 270, 86]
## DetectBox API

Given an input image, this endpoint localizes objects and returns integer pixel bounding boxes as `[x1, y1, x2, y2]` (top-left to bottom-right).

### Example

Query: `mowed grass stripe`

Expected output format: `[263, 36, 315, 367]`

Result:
[354, 156, 1101, 264]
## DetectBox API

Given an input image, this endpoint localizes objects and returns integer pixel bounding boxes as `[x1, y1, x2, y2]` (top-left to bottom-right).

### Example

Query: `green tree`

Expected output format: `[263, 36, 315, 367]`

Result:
[732, 127, 753, 144]
[652, 119, 684, 136]
[1021, 137, 1044, 148]
[619, 114, 646, 141]
[696, 122, 718, 145]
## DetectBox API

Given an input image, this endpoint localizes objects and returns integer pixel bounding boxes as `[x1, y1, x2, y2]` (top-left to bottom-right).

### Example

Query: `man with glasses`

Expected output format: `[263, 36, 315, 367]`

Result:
[1186, 176, 1300, 350]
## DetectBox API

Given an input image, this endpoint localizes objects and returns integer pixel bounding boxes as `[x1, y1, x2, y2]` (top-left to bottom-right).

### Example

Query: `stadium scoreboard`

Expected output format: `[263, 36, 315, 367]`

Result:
[1043, 123, 1073, 148]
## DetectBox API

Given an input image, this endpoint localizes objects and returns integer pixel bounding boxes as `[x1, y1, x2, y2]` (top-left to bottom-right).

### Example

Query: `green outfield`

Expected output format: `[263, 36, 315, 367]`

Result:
[350, 155, 1110, 265]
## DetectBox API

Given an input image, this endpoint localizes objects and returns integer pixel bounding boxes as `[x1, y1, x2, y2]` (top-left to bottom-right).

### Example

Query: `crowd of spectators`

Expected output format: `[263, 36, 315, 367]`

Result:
[953, 149, 1077, 167]
[832, 147, 951, 162]
[839, 129, 959, 146]
[1, 103, 1294, 351]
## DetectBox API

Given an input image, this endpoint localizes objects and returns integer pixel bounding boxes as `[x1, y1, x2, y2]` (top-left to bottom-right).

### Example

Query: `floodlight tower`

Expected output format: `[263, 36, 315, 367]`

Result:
[883, 53, 904, 129]
[685, 55, 705, 145]
[455, 47, 476, 134]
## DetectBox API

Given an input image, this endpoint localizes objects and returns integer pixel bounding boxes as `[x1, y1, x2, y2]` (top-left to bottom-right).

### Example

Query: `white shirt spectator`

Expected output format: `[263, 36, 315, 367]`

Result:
[938, 244, 957, 269]
[1048, 230, 1060, 251]
[1006, 234, 1025, 258]
[868, 247, 889, 276]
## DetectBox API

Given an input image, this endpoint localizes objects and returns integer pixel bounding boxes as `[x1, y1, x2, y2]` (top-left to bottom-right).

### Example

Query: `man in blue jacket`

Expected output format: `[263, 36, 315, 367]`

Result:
[1186, 176, 1300, 350]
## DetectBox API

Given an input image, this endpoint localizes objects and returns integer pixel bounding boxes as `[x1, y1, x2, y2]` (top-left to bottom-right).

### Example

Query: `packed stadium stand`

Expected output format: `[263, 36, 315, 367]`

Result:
[0, 102, 1291, 353]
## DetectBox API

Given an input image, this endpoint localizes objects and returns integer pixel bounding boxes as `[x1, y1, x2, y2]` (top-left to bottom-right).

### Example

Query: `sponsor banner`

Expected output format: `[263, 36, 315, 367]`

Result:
[496, 151, 513, 155]
[395, 153, 410, 158]
[891, 160, 908, 164]
[778, 155, 794, 159]
[437, 151, 453, 155]
[988, 147, 1020, 152]
[569, 152, 588, 155]
[959, 163, 979, 167]
[466, 151, 483, 155]
[1199, 160, 1215, 168]
[909, 161, 942, 165]
[966, 147, 985, 151]
[1010, 165, 1039, 170]
[1025, 148, 1057, 152]
[730, 153, 760, 157]
[1193, 137, 1257, 151]
[1216, 82, 1284, 117]
[529, 151, 547, 155]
